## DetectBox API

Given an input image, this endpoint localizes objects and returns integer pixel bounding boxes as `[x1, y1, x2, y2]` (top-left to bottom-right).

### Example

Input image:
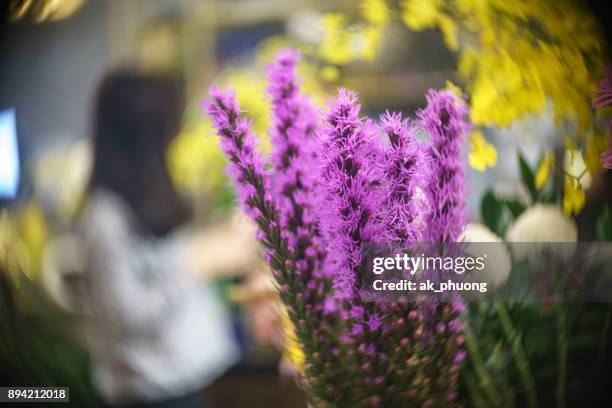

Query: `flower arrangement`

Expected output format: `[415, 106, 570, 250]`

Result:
[205, 49, 468, 406]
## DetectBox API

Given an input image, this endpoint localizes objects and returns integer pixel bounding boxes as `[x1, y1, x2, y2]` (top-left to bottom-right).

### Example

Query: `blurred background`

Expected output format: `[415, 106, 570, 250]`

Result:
[1, 0, 611, 407]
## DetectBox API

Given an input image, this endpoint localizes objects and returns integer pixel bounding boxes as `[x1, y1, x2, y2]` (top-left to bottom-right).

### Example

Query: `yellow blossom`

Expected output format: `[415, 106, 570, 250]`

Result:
[585, 127, 610, 174]
[406, 0, 604, 134]
[320, 65, 340, 82]
[281, 306, 304, 373]
[563, 176, 585, 216]
[360, 0, 390, 26]
[17, 201, 48, 281]
[168, 121, 227, 197]
[0, 203, 48, 282]
[564, 149, 591, 190]
[535, 152, 553, 189]
[359, 25, 384, 61]
[319, 13, 353, 65]
[400, 0, 444, 30]
[468, 130, 497, 171]
[438, 15, 459, 50]
[444, 80, 463, 98]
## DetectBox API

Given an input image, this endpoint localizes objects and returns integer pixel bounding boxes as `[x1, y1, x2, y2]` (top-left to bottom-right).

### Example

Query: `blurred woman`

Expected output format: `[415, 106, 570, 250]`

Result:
[79, 71, 238, 408]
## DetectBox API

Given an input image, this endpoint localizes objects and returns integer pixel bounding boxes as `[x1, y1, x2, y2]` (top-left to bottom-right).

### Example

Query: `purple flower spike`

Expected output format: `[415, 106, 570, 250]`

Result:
[206, 52, 469, 407]
[203, 86, 277, 242]
[593, 67, 612, 109]
[602, 136, 612, 170]
[418, 89, 469, 243]
[380, 111, 426, 245]
[267, 48, 322, 256]
[320, 88, 386, 299]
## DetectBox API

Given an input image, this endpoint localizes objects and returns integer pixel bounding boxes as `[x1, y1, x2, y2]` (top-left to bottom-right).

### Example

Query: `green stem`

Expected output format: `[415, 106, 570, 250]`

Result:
[464, 324, 500, 405]
[556, 307, 567, 408]
[598, 303, 612, 373]
[494, 301, 539, 408]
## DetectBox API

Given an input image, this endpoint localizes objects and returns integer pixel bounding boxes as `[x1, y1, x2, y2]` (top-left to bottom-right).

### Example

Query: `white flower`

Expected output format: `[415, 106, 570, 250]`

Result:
[506, 204, 577, 243]
[459, 223, 511, 289]
[505, 204, 577, 262]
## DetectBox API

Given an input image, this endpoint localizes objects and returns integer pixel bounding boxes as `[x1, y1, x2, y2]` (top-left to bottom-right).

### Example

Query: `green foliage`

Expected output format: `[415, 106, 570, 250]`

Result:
[0, 276, 99, 406]
[471, 153, 611, 406]
[596, 206, 612, 242]
[518, 153, 538, 202]
[480, 189, 525, 237]
[461, 301, 611, 407]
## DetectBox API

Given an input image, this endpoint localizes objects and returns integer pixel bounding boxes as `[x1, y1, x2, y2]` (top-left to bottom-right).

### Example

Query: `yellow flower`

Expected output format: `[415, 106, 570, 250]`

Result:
[444, 80, 463, 98]
[468, 130, 497, 171]
[400, 0, 444, 30]
[563, 176, 585, 216]
[168, 121, 228, 197]
[564, 136, 577, 161]
[438, 15, 459, 50]
[319, 13, 353, 65]
[407, 0, 604, 134]
[535, 152, 553, 189]
[359, 25, 384, 61]
[320, 65, 340, 82]
[0, 203, 48, 282]
[281, 306, 304, 373]
[564, 149, 591, 190]
[585, 127, 610, 174]
[17, 201, 48, 281]
[360, 0, 390, 26]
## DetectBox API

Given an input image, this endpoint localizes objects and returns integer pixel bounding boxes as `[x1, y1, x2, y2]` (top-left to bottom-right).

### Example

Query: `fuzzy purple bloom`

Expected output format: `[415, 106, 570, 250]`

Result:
[380, 111, 426, 245]
[417, 90, 468, 403]
[204, 86, 277, 240]
[593, 67, 612, 109]
[418, 89, 469, 243]
[603, 136, 612, 170]
[206, 50, 469, 407]
[320, 88, 387, 299]
[267, 49, 323, 260]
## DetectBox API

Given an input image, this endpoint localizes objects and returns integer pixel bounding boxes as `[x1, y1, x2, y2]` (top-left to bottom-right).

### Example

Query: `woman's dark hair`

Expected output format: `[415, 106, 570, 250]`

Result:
[89, 70, 191, 237]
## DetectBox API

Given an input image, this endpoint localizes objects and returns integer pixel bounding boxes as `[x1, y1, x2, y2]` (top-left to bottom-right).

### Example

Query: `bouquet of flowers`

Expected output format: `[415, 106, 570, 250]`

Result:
[205, 49, 469, 407]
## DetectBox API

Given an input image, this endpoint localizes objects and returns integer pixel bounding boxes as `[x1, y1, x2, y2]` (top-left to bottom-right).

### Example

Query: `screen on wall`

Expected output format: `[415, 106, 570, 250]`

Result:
[0, 109, 20, 199]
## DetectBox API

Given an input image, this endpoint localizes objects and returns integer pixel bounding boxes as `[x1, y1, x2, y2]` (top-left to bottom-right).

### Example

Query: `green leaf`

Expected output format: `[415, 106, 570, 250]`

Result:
[518, 153, 537, 201]
[596, 206, 612, 242]
[537, 187, 556, 204]
[503, 199, 526, 219]
[481, 189, 510, 236]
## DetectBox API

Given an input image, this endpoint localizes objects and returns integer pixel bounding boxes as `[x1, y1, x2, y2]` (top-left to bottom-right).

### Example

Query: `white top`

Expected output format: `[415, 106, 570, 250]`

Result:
[79, 190, 239, 405]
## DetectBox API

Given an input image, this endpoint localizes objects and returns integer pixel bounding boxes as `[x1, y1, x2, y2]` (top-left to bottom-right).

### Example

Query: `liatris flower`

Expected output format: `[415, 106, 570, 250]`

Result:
[206, 66, 351, 407]
[380, 111, 426, 245]
[203, 86, 282, 264]
[318, 89, 399, 405]
[267, 49, 322, 260]
[416, 89, 469, 404]
[418, 89, 469, 243]
[380, 116, 466, 404]
[206, 49, 469, 408]
[320, 88, 387, 299]
[602, 140, 612, 170]
[266, 50, 353, 405]
[592, 67, 612, 109]
[592, 68, 612, 170]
